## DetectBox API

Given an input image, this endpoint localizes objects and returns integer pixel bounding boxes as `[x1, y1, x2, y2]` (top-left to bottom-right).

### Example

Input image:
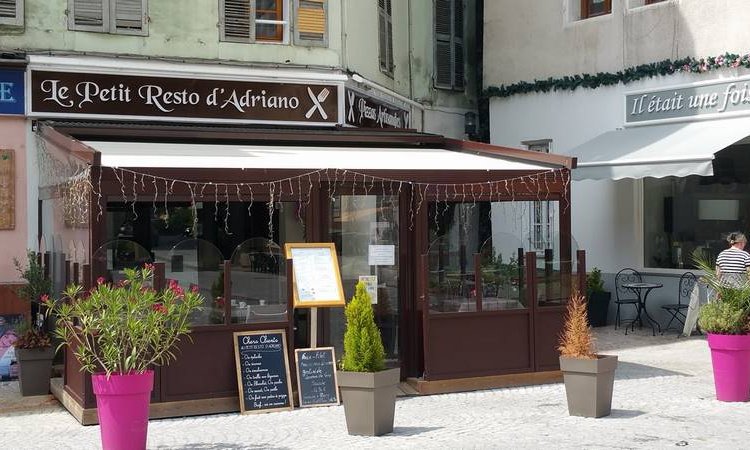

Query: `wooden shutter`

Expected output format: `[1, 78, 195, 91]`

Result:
[294, 0, 327, 47]
[378, 0, 393, 74]
[0, 0, 22, 26]
[453, 0, 464, 89]
[434, 0, 452, 88]
[434, 0, 464, 90]
[112, 0, 146, 35]
[69, 0, 108, 32]
[220, 0, 254, 43]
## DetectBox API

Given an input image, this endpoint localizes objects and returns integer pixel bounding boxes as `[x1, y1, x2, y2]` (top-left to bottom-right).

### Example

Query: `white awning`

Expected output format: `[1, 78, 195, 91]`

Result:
[567, 117, 750, 180]
[82, 141, 557, 171]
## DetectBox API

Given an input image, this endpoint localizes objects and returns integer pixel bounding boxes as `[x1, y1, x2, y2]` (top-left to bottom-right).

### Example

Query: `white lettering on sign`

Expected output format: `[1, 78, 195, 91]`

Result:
[0, 82, 14, 103]
[626, 79, 750, 123]
[40, 79, 74, 108]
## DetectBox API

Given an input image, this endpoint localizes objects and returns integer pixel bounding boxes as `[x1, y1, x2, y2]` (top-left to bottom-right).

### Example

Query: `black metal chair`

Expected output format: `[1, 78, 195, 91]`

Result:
[614, 268, 642, 329]
[661, 272, 698, 333]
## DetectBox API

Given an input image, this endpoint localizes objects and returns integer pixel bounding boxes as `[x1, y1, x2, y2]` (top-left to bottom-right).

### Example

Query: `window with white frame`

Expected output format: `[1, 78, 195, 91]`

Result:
[378, 0, 394, 75]
[68, 0, 147, 35]
[221, 0, 289, 44]
[434, 0, 464, 90]
[0, 0, 23, 26]
[524, 140, 555, 251]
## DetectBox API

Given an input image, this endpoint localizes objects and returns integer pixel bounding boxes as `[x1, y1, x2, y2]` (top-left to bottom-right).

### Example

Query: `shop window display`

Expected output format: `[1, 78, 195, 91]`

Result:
[644, 145, 750, 269]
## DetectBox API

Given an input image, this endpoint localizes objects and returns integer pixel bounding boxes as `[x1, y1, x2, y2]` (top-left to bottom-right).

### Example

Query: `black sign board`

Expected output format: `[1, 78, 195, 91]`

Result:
[294, 347, 340, 408]
[30, 70, 339, 125]
[345, 88, 410, 129]
[233, 330, 294, 414]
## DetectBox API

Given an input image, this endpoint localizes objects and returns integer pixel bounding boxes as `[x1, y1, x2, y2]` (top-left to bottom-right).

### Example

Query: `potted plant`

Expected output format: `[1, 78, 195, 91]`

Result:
[558, 290, 618, 418]
[337, 281, 399, 436]
[586, 267, 611, 327]
[47, 265, 202, 450]
[13, 251, 54, 396]
[693, 251, 750, 402]
[14, 317, 54, 396]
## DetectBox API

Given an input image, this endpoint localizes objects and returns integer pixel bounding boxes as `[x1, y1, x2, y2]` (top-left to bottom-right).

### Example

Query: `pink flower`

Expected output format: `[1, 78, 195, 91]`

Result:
[97, 277, 106, 285]
[152, 304, 167, 314]
[143, 263, 155, 272]
[40, 294, 50, 304]
[190, 285, 200, 293]
[168, 280, 185, 298]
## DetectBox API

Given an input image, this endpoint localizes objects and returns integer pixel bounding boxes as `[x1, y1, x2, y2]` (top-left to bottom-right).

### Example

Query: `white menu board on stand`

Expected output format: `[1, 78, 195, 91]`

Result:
[285, 243, 345, 308]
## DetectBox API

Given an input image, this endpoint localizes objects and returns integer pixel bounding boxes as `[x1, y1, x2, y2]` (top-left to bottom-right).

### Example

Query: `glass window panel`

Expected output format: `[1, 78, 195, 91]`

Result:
[106, 200, 305, 325]
[328, 194, 399, 362]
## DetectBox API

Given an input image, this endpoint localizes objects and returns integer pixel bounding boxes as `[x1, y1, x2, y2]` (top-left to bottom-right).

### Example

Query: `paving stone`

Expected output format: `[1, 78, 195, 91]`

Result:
[0, 328, 744, 449]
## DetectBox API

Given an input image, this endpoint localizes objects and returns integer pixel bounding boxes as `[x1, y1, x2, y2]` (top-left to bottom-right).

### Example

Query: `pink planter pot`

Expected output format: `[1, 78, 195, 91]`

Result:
[707, 334, 750, 402]
[92, 370, 154, 450]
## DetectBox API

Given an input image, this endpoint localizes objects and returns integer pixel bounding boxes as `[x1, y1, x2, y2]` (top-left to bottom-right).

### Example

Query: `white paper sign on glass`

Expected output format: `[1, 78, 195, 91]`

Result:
[368, 245, 395, 266]
[285, 243, 345, 308]
[358, 275, 378, 304]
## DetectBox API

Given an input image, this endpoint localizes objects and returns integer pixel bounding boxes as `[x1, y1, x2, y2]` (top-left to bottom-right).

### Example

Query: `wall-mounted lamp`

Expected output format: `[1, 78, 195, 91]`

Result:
[464, 111, 477, 138]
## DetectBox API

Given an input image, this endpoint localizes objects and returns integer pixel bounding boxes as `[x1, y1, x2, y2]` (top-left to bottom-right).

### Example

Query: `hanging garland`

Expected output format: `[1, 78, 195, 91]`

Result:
[36, 131, 572, 247]
[484, 52, 750, 99]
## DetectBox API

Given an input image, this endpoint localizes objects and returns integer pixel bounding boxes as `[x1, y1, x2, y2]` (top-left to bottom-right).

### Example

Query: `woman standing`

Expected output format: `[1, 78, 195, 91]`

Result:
[716, 232, 750, 286]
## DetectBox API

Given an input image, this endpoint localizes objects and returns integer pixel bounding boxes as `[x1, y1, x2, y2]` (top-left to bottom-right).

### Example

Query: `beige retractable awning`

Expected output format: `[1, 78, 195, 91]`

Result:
[567, 117, 750, 180]
[82, 141, 559, 171]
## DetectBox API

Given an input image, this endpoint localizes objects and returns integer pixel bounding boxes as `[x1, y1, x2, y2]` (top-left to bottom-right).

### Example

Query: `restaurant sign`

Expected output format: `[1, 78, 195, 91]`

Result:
[0, 69, 24, 115]
[29, 70, 339, 125]
[626, 77, 750, 124]
[345, 88, 410, 129]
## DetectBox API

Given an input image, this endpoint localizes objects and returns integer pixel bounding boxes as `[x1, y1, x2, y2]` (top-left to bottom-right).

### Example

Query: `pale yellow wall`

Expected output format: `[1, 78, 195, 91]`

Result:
[484, 0, 750, 87]
[2, 0, 341, 67]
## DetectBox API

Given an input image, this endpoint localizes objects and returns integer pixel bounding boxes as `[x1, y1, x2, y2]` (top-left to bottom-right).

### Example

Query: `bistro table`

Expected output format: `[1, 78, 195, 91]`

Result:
[621, 282, 663, 336]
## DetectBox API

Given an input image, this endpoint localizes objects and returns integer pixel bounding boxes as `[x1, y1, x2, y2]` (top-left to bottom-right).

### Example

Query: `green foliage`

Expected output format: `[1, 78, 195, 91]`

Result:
[693, 249, 750, 335]
[480, 249, 518, 286]
[47, 265, 203, 376]
[484, 52, 750, 99]
[586, 267, 605, 294]
[341, 281, 386, 373]
[698, 301, 748, 335]
[15, 322, 52, 349]
[13, 250, 52, 303]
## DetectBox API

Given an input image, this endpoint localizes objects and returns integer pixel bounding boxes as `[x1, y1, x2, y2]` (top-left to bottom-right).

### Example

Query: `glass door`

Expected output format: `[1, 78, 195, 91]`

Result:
[328, 194, 400, 363]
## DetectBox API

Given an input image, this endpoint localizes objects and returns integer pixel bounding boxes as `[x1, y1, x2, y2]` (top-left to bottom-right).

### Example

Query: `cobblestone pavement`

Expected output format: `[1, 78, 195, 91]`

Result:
[1, 328, 747, 449]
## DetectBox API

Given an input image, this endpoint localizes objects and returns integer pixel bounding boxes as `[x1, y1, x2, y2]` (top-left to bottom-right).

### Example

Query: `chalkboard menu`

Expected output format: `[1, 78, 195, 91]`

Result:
[233, 330, 294, 414]
[294, 347, 340, 408]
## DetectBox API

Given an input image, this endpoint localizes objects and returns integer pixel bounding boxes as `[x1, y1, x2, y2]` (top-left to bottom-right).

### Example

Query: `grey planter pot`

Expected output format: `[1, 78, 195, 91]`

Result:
[16, 347, 55, 396]
[559, 354, 617, 418]
[338, 367, 400, 436]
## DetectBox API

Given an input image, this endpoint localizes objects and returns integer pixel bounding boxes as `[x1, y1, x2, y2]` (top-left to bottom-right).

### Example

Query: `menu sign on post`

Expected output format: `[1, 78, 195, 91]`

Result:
[233, 330, 294, 414]
[294, 347, 340, 408]
[284, 243, 345, 308]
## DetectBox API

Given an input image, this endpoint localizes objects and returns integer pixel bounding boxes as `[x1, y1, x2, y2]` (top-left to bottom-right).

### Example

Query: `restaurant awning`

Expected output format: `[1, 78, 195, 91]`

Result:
[567, 117, 750, 180]
[82, 140, 560, 171]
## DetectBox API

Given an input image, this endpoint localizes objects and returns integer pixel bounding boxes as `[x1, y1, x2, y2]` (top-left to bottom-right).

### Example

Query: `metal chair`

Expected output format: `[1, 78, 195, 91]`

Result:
[661, 272, 697, 333]
[614, 268, 642, 329]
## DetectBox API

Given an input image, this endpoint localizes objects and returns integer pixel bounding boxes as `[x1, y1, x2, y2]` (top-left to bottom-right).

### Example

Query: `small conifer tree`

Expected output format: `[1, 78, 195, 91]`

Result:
[341, 281, 386, 372]
[558, 290, 596, 359]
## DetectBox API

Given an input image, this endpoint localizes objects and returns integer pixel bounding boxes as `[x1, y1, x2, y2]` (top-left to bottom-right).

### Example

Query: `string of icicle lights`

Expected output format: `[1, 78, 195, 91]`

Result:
[93, 166, 571, 241]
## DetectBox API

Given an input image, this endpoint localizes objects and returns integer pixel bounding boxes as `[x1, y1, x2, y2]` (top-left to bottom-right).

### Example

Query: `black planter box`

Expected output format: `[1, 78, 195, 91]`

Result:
[587, 291, 611, 327]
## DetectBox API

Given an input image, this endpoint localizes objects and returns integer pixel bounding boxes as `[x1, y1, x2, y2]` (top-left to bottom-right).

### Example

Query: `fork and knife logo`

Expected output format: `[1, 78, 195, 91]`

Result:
[305, 87, 330, 120]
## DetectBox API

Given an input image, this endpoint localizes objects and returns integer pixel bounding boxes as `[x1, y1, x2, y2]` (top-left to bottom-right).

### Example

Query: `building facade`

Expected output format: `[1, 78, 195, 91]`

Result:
[485, 0, 750, 327]
[0, 0, 480, 285]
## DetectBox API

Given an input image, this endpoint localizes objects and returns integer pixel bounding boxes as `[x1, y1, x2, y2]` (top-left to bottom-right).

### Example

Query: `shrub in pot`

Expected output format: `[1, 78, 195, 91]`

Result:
[15, 320, 54, 396]
[47, 265, 202, 450]
[559, 291, 617, 418]
[13, 251, 54, 396]
[586, 267, 611, 327]
[338, 281, 399, 436]
[693, 251, 750, 402]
